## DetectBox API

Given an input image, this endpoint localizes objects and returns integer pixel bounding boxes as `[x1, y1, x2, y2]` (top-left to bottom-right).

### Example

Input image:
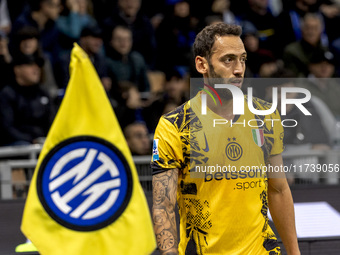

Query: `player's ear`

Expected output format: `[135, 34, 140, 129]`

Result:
[195, 56, 208, 74]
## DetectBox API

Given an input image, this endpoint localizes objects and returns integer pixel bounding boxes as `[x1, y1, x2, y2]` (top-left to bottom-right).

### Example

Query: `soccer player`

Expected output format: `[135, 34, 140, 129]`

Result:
[151, 23, 300, 255]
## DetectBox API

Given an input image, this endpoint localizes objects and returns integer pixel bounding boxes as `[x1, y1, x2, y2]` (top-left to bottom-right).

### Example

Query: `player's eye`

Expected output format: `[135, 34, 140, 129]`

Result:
[240, 57, 247, 63]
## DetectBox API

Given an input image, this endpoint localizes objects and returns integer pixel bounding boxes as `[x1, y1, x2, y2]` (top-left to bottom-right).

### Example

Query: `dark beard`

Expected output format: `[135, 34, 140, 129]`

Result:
[206, 61, 233, 101]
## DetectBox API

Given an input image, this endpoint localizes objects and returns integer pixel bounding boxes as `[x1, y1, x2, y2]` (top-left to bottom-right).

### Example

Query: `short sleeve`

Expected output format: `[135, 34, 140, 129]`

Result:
[150, 116, 183, 175]
[270, 109, 285, 156]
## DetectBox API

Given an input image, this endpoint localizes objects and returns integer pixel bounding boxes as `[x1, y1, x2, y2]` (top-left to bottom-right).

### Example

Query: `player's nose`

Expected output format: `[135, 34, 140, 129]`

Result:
[233, 60, 244, 76]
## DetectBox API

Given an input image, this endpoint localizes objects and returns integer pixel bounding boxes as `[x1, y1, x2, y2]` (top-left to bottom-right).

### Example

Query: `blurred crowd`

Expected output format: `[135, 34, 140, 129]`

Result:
[1, 0, 340, 158]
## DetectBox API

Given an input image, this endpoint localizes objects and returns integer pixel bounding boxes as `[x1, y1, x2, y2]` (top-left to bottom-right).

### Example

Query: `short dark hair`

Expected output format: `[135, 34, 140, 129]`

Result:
[29, 0, 51, 11]
[14, 26, 40, 42]
[193, 23, 242, 59]
[80, 25, 102, 38]
[12, 54, 45, 67]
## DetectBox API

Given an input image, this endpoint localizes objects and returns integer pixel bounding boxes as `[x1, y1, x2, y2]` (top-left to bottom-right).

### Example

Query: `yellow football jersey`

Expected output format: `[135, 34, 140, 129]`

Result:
[151, 92, 284, 255]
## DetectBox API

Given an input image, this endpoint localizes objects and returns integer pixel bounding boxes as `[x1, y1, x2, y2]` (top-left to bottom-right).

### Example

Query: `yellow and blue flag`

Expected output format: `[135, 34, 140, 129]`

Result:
[21, 44, 156, 255]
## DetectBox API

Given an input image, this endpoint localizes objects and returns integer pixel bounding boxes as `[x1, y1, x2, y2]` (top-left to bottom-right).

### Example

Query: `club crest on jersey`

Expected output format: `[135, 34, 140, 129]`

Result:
[152, 139, 159, 161]
[225, 137, 243, 161]
[252, 129, 264, 147]
[37, 136, 132, 231]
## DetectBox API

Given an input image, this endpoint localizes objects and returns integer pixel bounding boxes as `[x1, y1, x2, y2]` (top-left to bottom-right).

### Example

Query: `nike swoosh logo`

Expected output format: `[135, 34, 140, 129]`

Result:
[202, 133, 209, 152]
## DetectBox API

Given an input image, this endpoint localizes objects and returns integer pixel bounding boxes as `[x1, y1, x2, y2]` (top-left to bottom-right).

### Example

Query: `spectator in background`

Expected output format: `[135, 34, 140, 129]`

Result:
[106, 25, 150, 98]
[156, 0, 196, 73]
[144, 68, 188, 132]
[210, 0, 238, 25]
[56, 25, 110, 92]
[239, 0, 280, 57]
[241, 22, 279, 78]
[114, 81, 145, 130]
[240, 22, 283, 98]
[308, 49, 336, 78]
[11, 0, 61, 64]
[300, 49, 340, 118]
[257, 54, 283, 78]
[0, 54, 54, 146]
[283, 13, 329, 77]
[277, 0, 340, 52]
[56, 0, 97, 51]
[124, 122, 151, 156]
[277, 0, 323, 51]
[208, 0, 267, 29]
[103, 0, 156, 68]
[0, 30, 12, 89]
[10, 26, 40, 57]
[11, 26, 58, 98]
[79, 25, 111, 91]
[319, 1, 340, 44]
[242, 52, 283, 99]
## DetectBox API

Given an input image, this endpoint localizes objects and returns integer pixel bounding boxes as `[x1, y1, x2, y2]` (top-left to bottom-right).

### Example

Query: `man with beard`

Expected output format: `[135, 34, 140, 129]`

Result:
[151, 23, 300, 255]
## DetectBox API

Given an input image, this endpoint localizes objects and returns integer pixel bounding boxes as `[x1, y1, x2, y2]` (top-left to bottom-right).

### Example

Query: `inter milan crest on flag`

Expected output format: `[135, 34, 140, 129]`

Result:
[21, 44, 155, 255]
[37, 136, 132, 231]
[252, 129, 264, 147]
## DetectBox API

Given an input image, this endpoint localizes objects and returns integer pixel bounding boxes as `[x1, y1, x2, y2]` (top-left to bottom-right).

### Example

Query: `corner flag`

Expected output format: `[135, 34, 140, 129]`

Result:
[21, 44, 156, 255]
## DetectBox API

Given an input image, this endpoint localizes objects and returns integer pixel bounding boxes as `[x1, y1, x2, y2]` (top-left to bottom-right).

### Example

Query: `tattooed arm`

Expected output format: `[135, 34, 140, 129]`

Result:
[152, 168, 179, 255]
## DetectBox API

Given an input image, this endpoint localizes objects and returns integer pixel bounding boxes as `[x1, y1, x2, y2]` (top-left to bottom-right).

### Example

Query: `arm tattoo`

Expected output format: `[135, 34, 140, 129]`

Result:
[152, 169, 178, 254]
